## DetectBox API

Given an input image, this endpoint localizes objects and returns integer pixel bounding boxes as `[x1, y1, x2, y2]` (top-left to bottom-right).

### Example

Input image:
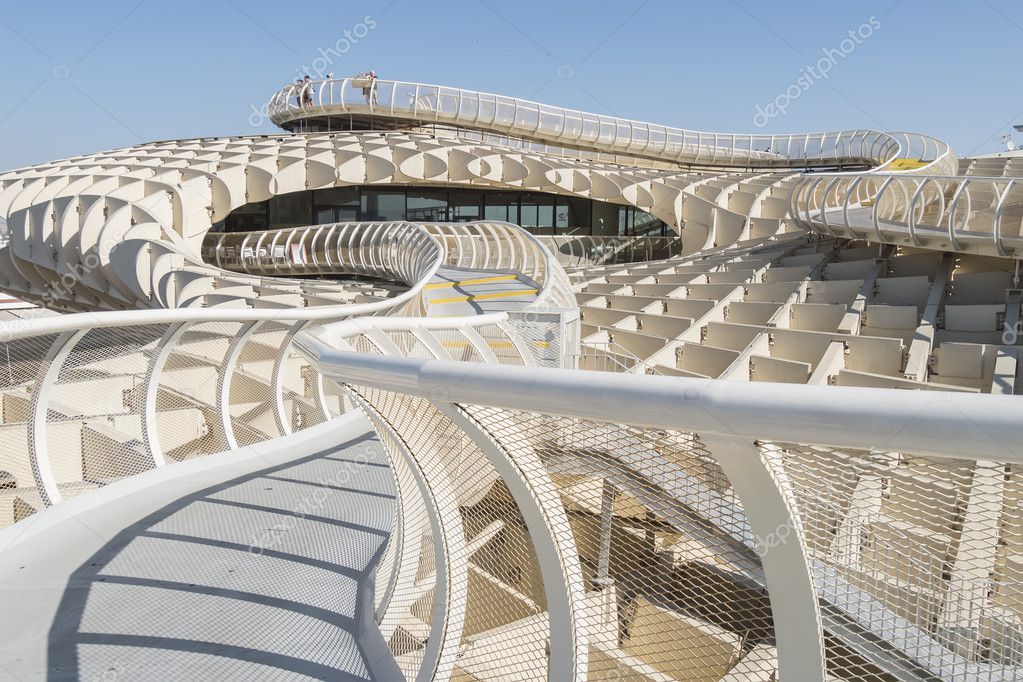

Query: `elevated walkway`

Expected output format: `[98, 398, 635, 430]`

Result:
[0, 413, 400, 681]
[425, 267, 540, 315]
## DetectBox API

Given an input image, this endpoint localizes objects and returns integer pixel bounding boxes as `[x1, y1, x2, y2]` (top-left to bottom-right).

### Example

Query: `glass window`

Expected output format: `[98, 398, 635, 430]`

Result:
[484, 202, 507, 222]
[555, 197, 590, 232]
[537, 201, 554, 230]
[591, 202, 618, 236]
[312, 187, 360, 224]
[270, 191, 312, 229]
[313, 187, 359, 207]
[632, 209, 666, 236]
[519, 195, 539, 228]
[316, 206, 359, 223]
[407, 189, 448, 221]
[555, 198, 570, 230]
[450, 190, 482, 222]
[484, 192, 519, 223]
[361, 190, 406, 221]
[224, 202, 269, 232]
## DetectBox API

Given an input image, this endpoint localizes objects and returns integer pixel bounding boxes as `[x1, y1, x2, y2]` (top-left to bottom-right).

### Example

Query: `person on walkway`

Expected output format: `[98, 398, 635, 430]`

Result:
[300, 75, 313, 107]
[361, 70, 378, 105]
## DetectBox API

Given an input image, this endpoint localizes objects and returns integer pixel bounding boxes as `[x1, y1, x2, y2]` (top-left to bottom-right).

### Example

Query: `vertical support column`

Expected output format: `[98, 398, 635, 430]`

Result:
[272, 320, 309, 436]
[702, 434, 826, 681]
[357, 403, 461, 682]
[939, 462, 1005, 659]
[593, 481, 616, 588]
[904, 253, 954, 381]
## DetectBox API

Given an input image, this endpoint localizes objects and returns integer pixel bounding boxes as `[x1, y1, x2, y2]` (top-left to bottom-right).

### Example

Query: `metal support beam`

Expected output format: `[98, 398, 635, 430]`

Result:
[701, 434, 826, 682]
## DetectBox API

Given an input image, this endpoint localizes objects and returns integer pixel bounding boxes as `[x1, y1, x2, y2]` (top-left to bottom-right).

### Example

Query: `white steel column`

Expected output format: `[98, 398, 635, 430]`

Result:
[702, 434, 826, 681]
[27, 329, 88, 507]
[141, 322, 188, 466]
[438, 402, 588, 682]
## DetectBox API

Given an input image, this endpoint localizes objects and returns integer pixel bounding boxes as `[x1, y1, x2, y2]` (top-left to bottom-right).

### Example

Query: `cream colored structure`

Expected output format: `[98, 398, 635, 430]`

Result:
[0, 77, 1020, 682]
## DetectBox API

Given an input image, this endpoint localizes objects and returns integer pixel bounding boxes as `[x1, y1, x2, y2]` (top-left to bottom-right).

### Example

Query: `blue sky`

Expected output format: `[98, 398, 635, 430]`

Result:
[0, 0, 1020, 170]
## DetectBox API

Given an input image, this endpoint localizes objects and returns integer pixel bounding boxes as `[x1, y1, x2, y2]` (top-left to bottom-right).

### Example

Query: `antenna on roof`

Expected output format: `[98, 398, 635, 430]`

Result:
[1002, 132, 1018, 152]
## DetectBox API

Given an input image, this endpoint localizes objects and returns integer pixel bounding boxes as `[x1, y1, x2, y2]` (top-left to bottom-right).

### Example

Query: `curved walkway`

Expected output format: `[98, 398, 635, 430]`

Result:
[0, 413, 400, 681]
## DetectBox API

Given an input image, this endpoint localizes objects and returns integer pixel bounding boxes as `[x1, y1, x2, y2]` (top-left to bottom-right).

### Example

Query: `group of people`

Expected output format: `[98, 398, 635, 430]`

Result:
[295, 70, 378, 108]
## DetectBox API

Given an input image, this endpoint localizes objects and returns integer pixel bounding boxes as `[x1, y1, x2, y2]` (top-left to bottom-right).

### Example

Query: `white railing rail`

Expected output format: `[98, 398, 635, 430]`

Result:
[422, 221, 576, 307]
[205, 220, 576, 310]
[792, 172, 1023, 258]
[0, 219, 574, 514]
[267, 77, 951, 171]
[294, 313, 1023, 681]
[297, 322, 1021, 462]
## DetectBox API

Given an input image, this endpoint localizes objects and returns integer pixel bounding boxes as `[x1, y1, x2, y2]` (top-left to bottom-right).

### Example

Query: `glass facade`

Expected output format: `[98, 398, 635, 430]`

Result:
[219, 186, 668, 236]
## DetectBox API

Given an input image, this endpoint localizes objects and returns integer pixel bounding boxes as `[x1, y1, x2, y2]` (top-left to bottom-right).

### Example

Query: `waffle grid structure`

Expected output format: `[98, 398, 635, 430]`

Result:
[0, 77, 1020, 681]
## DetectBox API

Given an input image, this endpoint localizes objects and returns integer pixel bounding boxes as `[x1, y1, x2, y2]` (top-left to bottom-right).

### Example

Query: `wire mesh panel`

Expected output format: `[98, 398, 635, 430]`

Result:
[230, 321, 287, 446]
[774, 442, 1023, 680]
[154, 321, 239, 462]
[45, 325, 168, 501]
[347, 384, 565, 681]
[463, 406, 781, 681]
[0, 333, 60, 526]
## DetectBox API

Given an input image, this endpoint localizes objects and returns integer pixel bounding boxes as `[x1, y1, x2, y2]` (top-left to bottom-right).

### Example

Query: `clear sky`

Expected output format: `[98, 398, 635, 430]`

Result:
[0, 0, 1020, 170]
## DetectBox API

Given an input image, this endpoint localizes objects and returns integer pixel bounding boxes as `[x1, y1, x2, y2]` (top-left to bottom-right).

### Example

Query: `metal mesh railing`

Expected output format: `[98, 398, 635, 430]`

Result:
[791, 173, 1019, 258]
[268, 78, 953, 171]
[776, 442, 1023, 680]
[297, 311, 1023, 680]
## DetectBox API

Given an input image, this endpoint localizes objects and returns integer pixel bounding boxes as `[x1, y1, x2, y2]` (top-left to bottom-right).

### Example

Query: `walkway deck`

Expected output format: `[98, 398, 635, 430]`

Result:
[425, 266, 540, 315]
[0, 413, 400, 681]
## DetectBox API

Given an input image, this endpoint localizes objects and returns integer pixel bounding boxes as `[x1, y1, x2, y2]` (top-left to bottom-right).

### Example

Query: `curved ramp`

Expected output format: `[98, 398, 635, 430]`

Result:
[0, 413, 400, 681]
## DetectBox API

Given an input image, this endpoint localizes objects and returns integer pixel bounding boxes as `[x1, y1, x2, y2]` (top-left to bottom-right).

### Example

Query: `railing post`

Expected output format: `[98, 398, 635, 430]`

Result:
[701, 433, 825, 681]
[437, 402, 589, 682]
[142, 322, 189, 467]
[217, 321, 259, 450]
[272, 321, 309, 436]
[28, 329, 89, 507]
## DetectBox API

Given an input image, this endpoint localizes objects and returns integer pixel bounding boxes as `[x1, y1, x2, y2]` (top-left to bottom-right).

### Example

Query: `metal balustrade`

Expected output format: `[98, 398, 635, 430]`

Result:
[205, 220, 575, 310]
[535, 235, 685, 268]
[267, 78, 953, 171]
[0, 221, 571, 523]
[295, 312, 1023, 681]
[792, 172, 1023, 259]
[4, 73, 1023, 682]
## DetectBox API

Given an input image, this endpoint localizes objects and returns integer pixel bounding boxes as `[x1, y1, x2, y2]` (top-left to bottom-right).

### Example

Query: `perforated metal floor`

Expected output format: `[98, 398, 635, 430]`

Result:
[0, 418, 400, 681]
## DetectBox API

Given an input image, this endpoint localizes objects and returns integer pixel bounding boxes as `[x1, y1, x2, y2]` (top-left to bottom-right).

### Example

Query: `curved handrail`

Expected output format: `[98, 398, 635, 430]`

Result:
[293, 313, 1023, 681]
[295, 315, 1021, 462]
[0, 227, 443, 342]
[791, 172, 1023, 258]
[267, 77, 950, 171]
[206, 220, 577, 311]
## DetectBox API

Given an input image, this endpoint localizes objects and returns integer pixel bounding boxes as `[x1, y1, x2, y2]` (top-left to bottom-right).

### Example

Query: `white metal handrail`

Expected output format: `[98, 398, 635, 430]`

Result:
[296, 319, 1021, 462]
[0, 219, 573, 513]
[267, 77, 951, 171]
[207, 220, 576, 310]
[294, 313, 1023, 681]
[792, 172, 1023, 258]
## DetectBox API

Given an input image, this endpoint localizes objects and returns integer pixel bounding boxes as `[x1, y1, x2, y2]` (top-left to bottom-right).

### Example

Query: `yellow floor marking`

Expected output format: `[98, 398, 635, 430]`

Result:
[441, 340, 551, 349]
[424, 274, 519, 290]
[887, 158, 927, 170]
[429, 289, 538, 304]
